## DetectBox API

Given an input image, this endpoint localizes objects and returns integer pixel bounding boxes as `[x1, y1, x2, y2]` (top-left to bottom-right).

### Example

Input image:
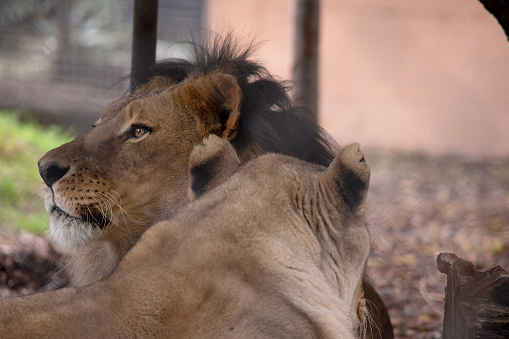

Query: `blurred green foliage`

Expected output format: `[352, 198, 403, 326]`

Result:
[0, 110, 73, 232]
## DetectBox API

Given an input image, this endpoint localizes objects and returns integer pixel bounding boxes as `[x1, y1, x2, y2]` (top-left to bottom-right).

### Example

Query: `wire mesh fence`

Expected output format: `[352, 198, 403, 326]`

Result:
[0, 0, 203, 129]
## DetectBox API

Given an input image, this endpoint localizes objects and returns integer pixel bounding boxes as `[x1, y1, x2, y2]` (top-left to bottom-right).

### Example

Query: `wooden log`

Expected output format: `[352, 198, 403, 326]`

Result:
[437, 252, 509, 339]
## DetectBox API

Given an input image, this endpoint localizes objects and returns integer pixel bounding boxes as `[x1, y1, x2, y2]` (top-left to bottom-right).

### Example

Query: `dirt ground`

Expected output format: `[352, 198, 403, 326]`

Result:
[365, 149, 509, 338]
[1, 149, 508, 338]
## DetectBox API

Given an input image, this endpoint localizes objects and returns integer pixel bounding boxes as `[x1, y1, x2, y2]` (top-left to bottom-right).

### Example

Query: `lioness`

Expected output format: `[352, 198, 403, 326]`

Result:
[37, 35, 392, 337]
[2, 135, 370, 338]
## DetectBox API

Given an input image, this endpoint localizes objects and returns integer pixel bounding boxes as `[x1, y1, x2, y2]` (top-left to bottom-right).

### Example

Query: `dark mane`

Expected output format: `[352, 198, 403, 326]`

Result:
[131, 33, 338, 167]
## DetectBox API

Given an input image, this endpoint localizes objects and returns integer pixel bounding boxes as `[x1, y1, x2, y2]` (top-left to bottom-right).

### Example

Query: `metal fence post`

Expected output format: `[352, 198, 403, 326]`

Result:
[131, 0, 159, 93]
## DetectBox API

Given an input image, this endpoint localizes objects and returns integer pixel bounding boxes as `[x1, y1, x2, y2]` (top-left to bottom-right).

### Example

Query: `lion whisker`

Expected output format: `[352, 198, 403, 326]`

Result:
[362, 298, 382, 339]
[88, 195, 111, 240]
[95, 191, 138, 243]
[98, 191, 134, 227]
[81, 192, 107, 229]
[104, 190, 144, 227]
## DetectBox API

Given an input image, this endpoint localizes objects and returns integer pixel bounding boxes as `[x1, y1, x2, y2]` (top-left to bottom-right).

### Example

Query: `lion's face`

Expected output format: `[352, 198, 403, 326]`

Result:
[38, 73, 242, 285]
[40, 92, 195, 250]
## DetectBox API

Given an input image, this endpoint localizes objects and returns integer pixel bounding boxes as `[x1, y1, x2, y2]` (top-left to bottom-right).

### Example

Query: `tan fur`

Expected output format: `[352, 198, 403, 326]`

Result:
[37, 60, 392, 336]
[2, 136, 371, 338]
[38, 73, 242, 287]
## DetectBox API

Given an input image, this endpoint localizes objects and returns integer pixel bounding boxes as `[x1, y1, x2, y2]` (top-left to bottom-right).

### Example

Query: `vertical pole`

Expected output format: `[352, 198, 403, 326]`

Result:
[131, 0, 159, 93]
[54, 0, 70, 82]
[292, 0, 320, 123]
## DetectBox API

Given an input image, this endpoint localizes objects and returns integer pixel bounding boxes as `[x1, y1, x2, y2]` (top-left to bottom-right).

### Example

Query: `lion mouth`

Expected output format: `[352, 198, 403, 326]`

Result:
[53, 206, 110, 229]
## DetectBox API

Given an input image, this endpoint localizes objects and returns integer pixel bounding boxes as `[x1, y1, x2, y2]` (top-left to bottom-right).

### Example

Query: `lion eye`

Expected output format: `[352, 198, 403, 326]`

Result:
[130, 124, 151, 139]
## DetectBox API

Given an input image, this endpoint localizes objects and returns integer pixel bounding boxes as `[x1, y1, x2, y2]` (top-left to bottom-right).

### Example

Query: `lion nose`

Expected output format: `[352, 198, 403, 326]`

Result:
[38, 161, 70, 187]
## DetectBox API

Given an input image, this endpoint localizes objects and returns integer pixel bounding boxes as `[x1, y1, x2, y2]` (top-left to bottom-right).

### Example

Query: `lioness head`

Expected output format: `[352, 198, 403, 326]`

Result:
[37, 37, 336, 287]
[184, 135, 371, 337]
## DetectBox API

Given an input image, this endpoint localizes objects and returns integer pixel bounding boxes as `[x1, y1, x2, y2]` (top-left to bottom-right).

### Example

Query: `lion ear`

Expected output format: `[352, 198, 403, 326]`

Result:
[188, 134, 241, 199]
[176, 73, 242, 140]
[321, 143, 370, 215]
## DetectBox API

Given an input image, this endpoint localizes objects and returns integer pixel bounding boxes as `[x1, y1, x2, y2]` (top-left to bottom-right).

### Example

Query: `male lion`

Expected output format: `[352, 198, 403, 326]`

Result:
[37, 35, 392, 338]
[2, 135, 371, 338]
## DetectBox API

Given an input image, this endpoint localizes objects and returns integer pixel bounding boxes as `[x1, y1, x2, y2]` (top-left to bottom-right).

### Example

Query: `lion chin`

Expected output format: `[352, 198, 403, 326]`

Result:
[43, 186, 105, 253]
[48, 209, 102, 253]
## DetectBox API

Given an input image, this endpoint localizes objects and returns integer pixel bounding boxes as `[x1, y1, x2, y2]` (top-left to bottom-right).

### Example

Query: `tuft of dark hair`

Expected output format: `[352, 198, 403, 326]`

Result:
[130, 32, 338, 167]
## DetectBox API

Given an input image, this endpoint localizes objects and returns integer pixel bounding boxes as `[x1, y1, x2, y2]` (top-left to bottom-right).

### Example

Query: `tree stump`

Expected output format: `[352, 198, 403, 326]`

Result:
[437, 252, 509, 339]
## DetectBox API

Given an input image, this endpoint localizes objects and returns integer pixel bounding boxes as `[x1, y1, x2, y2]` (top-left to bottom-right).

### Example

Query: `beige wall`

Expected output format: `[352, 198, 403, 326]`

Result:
[205, 0, 509, 157]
